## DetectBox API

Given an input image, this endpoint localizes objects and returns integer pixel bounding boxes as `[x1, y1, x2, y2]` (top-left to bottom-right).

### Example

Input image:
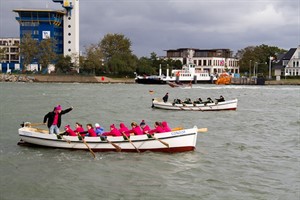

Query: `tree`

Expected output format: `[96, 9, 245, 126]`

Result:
[136, 56, 156, 75]
[0, 47, 6, 62]
[19, 33, 38, 71]
[37, 38, 57, 71]
[100, 33, 132, 63]
[81, 44, 104, 74]
[99, 33, 137, 76]
[236, 44, 287, 75]
[55, 55, 73, 73]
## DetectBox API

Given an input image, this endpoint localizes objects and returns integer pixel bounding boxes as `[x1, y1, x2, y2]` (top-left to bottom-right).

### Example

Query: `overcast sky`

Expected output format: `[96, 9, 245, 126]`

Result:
[0, 0, 299, 57]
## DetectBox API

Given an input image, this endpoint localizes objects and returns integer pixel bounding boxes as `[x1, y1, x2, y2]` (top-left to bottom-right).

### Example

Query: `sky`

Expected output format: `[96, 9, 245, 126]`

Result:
[0, 0, 299, 57]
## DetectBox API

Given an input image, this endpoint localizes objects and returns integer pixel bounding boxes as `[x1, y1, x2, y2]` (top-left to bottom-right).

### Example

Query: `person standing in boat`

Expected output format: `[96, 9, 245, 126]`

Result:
[162, 93, 169, 103]
[43, 105, 73, 134]
[140, 120, 150, 134]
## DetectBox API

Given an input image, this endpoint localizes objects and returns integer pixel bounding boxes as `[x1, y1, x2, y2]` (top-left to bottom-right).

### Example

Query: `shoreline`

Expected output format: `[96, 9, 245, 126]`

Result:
[1, 74, 300, 85]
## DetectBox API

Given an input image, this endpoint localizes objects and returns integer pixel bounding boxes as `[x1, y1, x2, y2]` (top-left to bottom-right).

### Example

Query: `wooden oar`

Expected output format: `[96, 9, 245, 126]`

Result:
[171, 127, 183, 131]
[77, 133, 96, 159]
[56, 133, 71, 144]
[198, 128, 208, 132]
[122, 133, 140, 153]
[25, 122, 45, 127]
[106, 138, 122, 152]
[150, 134, 169, 148]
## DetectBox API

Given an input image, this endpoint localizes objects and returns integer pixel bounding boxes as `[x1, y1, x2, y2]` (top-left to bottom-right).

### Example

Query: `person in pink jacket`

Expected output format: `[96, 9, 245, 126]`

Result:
[119, 123, 129, 133]
[161, 121, 171, 132]
[149, 121, 165, 134]
[124, 122, 143, 136]
[64, 125, 77, 136]
[103, 124, 122, 137]
[74, 122, 85, 136]
[140, 120, 150, 134]
[86, 124, 97, 137]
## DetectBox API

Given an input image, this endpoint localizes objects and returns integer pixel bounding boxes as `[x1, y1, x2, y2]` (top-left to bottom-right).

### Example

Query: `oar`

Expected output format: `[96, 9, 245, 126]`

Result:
[122, 133, 140, 153]
[171, 127, 183, 131]
[56, 132, 71, 144]
[26, 122, 46, 127]
[149, 134, 169, 148]
[77, 133, 96, 159]
[106, 138, 122, 152]
[198, 128, 208, 132]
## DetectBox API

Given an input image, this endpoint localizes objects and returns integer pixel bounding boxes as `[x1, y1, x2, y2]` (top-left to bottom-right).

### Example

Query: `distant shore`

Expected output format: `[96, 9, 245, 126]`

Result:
[1, 74, 300, 85]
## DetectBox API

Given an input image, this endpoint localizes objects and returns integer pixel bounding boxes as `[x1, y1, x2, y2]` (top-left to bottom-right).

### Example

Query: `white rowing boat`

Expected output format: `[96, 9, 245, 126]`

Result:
[18, 126, 206, 153]
[152, 98, 238, 111]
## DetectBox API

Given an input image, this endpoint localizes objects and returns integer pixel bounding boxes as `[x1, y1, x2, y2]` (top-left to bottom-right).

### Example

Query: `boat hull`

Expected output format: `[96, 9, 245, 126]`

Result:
[18, 126, 199, 153]
[152, 99, 238, 111]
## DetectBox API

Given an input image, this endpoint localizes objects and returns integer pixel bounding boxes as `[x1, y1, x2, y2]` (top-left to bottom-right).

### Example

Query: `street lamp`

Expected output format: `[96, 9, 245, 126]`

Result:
[268, 56, 273, 79]
[249, 60, 252, 77]
[254, 62, 267, 77]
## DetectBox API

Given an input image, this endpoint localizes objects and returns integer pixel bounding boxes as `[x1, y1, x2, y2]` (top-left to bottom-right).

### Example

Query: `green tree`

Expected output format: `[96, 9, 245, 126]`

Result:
[37, 38, 57, 71]
[19, 33, 38, 71]
[55, 55, 73, 73]
[136, 56, 156, 75]
[99, 33, 137, 76]
[81, 44, 104, 74]
[0, 47, 6, 62]
[236, 44, 287, 76]
[100, 33, 132, 63]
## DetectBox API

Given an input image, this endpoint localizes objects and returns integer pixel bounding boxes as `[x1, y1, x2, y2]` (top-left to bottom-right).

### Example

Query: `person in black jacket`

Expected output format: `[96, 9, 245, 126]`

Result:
[43, 105, 73, 134]
[162, 93, 169, 103]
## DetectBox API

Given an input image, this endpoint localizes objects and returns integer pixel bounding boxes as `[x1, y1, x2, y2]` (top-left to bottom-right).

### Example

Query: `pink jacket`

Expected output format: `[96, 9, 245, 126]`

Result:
[162, 121, 171, 132]
[141, 125, 151, 134]
[119, 123, 129, 133]
[65, 126, 77, 136]
[149, 126, 165, 134]
[88, 128, 97, 137]
[125, 126, 143, 135]
[75, 126, 85, 136]
[103, 124, 122, 137]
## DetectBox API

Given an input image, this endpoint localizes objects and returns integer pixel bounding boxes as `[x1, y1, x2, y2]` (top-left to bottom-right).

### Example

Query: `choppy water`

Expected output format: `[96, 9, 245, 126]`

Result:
[0, 82, 299, 200]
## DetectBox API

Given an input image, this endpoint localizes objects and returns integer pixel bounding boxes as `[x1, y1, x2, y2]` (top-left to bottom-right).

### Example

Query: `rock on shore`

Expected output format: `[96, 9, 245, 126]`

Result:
[1, 74, 35, 82]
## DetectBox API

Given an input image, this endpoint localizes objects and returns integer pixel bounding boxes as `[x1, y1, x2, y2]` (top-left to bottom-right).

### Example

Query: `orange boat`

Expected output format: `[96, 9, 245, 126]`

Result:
[216, 73, 231, 85]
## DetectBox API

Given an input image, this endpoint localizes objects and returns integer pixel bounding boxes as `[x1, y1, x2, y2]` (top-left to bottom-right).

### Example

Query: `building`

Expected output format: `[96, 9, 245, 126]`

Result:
[273, 46, 300, 80]
[0, 38, 21, 73]
[12, 0, 79, 72]
[165, 48, 239, 75]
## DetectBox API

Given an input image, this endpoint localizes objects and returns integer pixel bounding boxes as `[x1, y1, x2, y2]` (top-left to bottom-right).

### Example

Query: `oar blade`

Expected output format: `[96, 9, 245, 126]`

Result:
[197, 128, 208, 132]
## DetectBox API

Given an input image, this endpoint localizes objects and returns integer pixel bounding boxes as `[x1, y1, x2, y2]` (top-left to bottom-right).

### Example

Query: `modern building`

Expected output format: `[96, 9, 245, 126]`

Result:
[273, 46, 300, 80]
[0, 38, 21, 73]
[12, 0, 79, 72]
[165, 48, 239, 75]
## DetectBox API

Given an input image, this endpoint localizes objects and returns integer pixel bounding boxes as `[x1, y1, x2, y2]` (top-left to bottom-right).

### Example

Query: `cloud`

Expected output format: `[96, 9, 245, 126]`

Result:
[1, 0, 299, 57]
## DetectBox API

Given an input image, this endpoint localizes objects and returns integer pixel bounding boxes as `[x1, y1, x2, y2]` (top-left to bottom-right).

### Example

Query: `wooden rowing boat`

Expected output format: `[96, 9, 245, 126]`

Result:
[18, 126, 203, 153]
